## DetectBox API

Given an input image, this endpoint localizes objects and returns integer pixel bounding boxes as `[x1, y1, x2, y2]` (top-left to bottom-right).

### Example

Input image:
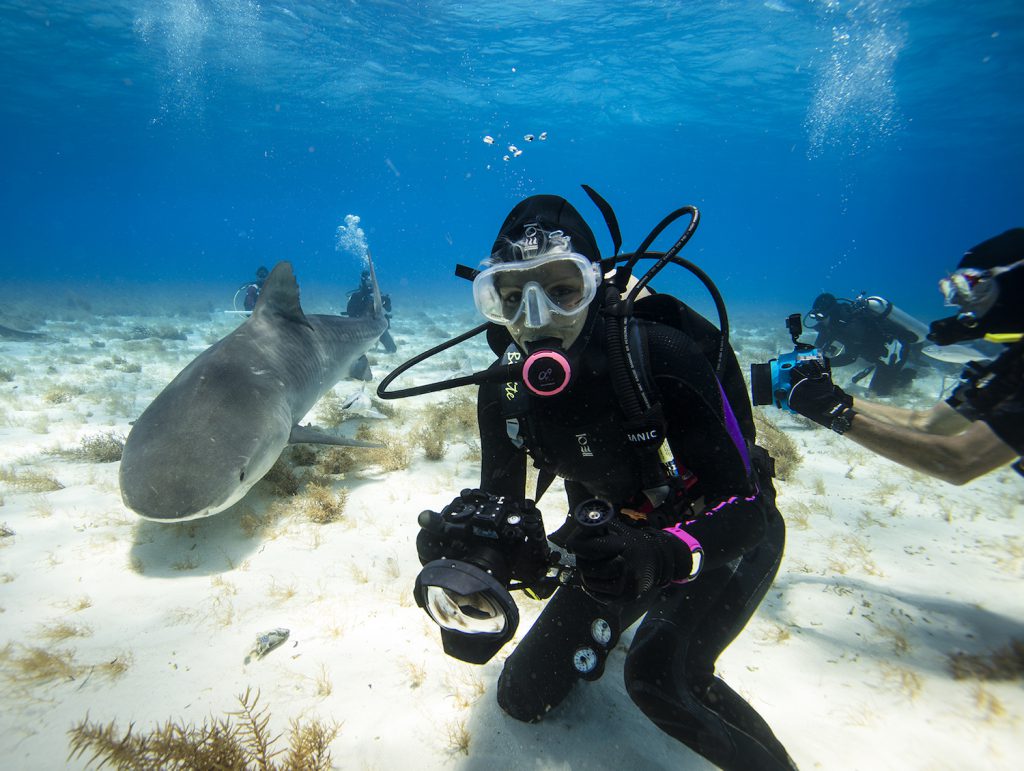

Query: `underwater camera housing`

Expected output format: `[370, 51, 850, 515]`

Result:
[750, 313, 827, 411]
[413, 489, 555, 664]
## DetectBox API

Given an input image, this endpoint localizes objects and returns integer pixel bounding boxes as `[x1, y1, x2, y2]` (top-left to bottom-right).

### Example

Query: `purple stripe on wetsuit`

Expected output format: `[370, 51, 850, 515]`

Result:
[684, 493, 758, 526]
[717, 380, 751, 474]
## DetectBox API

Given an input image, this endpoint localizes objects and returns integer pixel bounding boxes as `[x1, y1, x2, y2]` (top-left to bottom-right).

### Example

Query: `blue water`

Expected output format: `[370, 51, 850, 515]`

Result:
[2, 0, 1023, 320]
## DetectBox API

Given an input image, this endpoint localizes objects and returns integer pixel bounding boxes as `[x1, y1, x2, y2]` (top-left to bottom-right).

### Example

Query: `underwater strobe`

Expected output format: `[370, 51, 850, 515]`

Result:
[413, 489, 557, 664]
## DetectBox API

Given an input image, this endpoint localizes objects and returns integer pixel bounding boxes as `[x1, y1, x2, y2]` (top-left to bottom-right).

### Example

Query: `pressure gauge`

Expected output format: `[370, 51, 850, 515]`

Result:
[573, 646, 599, 675]
[591, 618, 612, 647]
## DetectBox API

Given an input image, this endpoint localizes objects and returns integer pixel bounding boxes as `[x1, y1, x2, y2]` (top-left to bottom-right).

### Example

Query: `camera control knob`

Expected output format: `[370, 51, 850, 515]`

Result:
[573, 498, 616, 528]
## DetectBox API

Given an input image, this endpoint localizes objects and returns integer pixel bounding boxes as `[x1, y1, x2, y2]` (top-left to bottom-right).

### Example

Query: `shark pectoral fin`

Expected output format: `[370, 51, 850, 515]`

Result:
[349, 355, 373, 381]
[288, 424, 385, 448]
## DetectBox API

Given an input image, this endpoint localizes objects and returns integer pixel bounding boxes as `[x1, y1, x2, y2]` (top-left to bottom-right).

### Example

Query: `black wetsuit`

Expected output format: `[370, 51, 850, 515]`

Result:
[243, 280, 264, 312]
[814, 301, 921, 396]
[948, 343, 1024, 467]
[347, 288, 397, 353]
[477, 301, 796, 771]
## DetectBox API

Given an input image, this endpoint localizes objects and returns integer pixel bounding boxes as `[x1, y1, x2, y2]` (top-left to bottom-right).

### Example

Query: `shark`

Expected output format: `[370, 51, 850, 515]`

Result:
[119, 260, 388, 521]
[0, 322, 47, 341]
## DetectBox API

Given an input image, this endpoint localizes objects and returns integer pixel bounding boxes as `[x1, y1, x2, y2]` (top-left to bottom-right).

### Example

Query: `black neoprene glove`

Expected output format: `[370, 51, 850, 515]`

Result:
[787, 359, 856, 434]
[565, 520, 692, 603]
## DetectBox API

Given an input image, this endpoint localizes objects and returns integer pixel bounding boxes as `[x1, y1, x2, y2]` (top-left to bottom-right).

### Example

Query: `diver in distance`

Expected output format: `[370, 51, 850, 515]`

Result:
[235, 265, 269, 313]
[770, 228, 1024, 485]
[380, 190, 797, 770]
[804, 291, 929, 396]
[347, 269, 397, 353]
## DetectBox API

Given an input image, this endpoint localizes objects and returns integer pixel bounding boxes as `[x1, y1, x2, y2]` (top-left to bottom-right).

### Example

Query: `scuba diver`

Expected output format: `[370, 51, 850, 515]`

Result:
[347, 269, 397, 353]
[379, 190, 796, 770]
[777, 228, 1024, 485]
[238, 265, 269, 313]
[804, 291, 929, 396]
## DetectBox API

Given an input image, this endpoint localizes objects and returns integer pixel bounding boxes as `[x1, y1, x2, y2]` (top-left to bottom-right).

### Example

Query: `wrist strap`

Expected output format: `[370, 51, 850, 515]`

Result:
[662, 524, 704, 584]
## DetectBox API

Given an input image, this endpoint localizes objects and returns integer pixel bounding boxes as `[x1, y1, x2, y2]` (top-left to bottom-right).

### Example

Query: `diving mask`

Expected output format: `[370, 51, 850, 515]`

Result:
[803, 311, 827, 330]
[472, 252, 601, 329]
[939, 258, 1024, 315]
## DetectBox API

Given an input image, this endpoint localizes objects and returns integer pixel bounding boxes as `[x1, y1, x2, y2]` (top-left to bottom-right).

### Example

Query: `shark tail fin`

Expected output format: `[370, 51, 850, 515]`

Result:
[365, 250, 385, 320]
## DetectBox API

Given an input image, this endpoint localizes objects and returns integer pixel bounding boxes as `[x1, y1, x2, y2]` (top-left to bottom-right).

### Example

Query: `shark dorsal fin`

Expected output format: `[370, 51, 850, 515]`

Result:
[253, 261, 313, 328]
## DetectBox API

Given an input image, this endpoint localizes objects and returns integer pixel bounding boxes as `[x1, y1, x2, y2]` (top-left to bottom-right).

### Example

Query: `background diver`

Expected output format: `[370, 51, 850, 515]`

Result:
[803, 290, 930, 396]
[347, 269, 398, 353]
[389, 192, 798, 770]
[772, 228, 1024, 485]
[237, 265, 269, 312]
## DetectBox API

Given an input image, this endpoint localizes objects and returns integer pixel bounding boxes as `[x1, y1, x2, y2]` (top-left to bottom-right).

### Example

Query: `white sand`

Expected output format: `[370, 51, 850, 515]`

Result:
[1, 286, 1022, 770]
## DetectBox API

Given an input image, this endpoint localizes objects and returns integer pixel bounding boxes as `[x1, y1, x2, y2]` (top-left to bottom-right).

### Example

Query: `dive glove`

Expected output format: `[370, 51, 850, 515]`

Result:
[788, 359, 857, 434]
[566, 519, 693, 603]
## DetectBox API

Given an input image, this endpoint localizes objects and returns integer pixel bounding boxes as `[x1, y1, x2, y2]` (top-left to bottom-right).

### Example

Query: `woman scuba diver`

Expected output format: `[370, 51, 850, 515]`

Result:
[380, 190, 796, 770]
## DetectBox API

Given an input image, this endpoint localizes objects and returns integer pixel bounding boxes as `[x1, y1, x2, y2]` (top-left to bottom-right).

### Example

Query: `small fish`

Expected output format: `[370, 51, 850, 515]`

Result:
[483, 135, 494, 145]
[341, 388, 388, 419]
[508, 144, 519, 154]
[539, 131, 548, 140]
[523, 133, 535, 142]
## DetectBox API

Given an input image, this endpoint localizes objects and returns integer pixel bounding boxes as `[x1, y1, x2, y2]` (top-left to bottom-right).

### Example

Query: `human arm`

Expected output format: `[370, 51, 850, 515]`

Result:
[647, 325, 769, 571]
[842, 411, 1016, 485]
[476, 378, 528, 498]
[852, 398, 970, 434]
[787, 360, 1015, 484]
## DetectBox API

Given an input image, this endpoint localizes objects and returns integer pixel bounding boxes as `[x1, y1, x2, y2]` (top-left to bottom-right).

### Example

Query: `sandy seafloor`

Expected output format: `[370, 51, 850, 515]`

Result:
[0, 279, 1022, 771]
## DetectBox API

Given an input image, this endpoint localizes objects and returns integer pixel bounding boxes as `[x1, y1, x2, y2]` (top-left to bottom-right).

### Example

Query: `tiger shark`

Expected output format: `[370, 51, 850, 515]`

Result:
[119, 260, 388, 522]
[0, 322, 47, 341]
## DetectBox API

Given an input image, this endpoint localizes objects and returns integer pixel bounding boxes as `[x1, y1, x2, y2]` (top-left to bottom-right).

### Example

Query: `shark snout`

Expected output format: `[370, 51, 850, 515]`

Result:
[119, 435, 257, 522]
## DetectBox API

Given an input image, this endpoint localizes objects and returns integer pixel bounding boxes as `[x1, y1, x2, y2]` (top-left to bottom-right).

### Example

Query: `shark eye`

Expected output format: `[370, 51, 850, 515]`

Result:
[239, 470, 246, 482]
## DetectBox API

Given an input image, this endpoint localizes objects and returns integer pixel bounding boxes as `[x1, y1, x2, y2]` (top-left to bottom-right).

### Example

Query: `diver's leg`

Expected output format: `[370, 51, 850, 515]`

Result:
[869, 362, 900, 395]
[623, 507, 796, 770]
[497, 585, 649, 722]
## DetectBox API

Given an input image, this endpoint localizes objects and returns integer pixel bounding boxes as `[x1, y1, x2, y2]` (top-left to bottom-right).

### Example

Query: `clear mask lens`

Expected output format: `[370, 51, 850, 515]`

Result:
[473, 253, 599, 327]
[521, 283, 553, 328]
[803, 311, 826, 330]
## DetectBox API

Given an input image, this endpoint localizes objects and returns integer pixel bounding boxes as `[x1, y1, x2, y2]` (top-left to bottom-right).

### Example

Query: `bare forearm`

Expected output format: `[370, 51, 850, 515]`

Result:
[844, 413, 1015, 485]
[852, 398, 969, 435]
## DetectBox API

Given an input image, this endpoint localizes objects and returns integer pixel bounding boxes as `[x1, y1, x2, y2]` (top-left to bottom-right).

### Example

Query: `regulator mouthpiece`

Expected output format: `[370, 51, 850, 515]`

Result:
[523, 345, 572, 396]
